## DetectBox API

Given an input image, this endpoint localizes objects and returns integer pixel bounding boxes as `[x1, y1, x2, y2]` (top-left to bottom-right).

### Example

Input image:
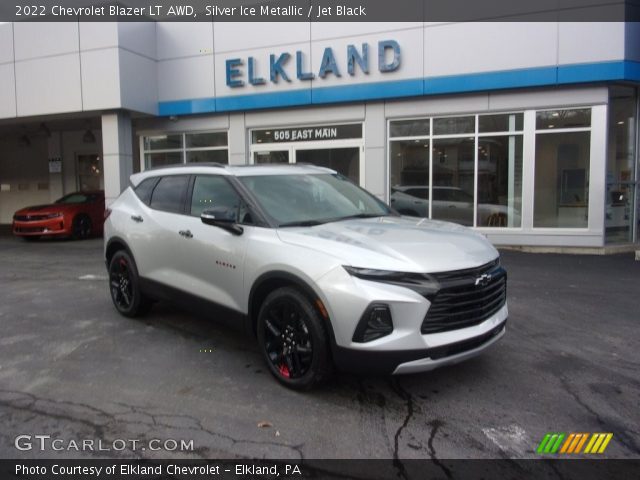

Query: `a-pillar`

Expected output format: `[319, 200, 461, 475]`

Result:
[102, 111, 133, 205]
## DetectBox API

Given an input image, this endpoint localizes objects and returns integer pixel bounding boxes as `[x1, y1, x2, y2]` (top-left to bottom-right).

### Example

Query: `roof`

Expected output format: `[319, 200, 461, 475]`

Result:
[130, 163, 336, 186]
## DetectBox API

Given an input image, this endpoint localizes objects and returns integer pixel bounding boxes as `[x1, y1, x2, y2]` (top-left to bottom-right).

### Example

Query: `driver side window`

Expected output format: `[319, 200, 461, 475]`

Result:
[190, 175, 241, 219]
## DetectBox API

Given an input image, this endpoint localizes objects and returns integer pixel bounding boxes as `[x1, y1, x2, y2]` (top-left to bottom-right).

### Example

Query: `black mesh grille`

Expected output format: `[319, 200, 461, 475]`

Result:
[421, 261, 507, 334]
[13, 214, 51, 222]
[13, 214, 48, 221]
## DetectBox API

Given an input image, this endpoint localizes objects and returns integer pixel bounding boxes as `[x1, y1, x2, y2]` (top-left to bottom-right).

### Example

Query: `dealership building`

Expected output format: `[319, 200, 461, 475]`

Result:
[0, 21, 638, 249]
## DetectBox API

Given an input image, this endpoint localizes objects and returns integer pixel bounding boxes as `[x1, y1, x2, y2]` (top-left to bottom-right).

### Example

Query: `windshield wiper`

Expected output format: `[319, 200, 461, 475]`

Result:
[278, 219, 328, 227]
[333, 213, 387, 221]
[279, 213, 387, 228]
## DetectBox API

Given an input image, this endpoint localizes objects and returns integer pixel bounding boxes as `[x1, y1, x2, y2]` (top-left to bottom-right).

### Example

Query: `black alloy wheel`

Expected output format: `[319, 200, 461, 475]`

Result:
[108, 250, 151, 317]
[257, 287, 332, 390]
[72, 215, 92, 240]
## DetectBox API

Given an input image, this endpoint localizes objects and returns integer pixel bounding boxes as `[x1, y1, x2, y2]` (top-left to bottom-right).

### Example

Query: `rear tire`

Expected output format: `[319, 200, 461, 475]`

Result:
[257, 287, 332, 390]
[108, 250, 152, 317]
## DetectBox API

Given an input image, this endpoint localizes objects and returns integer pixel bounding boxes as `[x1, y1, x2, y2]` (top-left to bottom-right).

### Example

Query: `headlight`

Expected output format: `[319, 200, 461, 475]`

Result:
[343, 266, 440, 297]
[45, 213, 63, 218]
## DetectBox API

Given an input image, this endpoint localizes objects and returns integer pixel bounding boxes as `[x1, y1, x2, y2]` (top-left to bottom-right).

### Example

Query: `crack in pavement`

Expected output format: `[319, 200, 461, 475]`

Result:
[426, 419, 453, 479]
[0, 389, 304, 459]
[558, 377, 640, 456]
[388, 379, 453, 479]
[388, 378, 415, 480]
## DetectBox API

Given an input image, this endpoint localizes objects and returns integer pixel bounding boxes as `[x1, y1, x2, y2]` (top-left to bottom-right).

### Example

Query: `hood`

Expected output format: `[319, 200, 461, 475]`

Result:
[277, 216, 498, 273]
[15, 203, 76, 215]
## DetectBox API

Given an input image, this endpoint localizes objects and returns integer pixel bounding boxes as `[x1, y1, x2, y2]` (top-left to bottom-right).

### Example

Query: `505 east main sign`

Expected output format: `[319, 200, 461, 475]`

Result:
[225, 40, 401, 88]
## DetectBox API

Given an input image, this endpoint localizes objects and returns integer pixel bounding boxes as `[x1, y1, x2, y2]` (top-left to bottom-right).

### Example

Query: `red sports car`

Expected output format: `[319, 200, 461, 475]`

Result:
[12, 191, 105, 240]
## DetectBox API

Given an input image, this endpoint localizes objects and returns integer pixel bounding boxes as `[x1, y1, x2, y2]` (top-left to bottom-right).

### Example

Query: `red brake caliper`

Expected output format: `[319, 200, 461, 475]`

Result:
[278, 363, 290, 378]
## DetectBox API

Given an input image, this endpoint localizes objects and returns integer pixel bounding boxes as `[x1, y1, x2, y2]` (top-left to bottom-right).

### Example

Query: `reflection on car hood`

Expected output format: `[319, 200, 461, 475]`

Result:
[277, 216, 498, 273]
[15, 204, 77, 214]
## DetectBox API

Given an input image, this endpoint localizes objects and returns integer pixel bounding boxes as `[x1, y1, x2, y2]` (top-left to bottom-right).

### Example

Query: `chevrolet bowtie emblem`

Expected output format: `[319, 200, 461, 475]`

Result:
[475, 273, 492, 287]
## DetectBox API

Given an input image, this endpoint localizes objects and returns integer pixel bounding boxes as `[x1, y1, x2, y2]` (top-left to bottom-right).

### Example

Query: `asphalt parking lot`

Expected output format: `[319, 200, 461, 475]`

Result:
[0, 235, 638, 461]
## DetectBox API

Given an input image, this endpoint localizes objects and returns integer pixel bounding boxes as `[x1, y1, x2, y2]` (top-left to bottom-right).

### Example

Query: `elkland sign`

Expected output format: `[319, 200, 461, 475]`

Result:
[225, 40, 401, 88]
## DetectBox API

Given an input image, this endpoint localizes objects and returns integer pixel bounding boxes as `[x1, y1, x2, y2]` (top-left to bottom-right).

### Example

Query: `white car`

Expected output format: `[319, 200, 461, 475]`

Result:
[104, 164, 507, 389]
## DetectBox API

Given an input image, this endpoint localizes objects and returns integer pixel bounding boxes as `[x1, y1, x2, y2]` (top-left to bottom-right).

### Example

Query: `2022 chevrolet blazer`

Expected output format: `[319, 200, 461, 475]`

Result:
[104, 164, 507, 389]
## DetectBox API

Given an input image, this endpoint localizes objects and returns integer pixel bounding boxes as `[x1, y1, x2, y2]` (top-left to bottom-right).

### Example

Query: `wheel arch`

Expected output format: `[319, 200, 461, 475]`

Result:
[248, 271, 337, 348]
[105, 236, 135, 267]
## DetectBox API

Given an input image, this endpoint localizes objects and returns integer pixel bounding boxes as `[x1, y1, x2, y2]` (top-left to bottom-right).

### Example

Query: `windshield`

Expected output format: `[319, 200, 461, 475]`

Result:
[238, 173, 392, 227]
[55, 193, 92, 204]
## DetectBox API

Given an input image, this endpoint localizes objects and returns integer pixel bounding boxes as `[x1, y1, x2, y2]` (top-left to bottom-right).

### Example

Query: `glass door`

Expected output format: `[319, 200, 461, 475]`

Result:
[253, 149, 290, 164]
[250, 124, 364, 184]
[295, 147, 360, 184]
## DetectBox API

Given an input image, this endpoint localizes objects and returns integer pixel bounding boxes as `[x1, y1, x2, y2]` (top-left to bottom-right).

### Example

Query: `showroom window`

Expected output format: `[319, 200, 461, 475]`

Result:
[534, 109, 591, 228]
[605, 86, 637, 243]
[142, 132, 228, 169]
[389, 113, 523, 227]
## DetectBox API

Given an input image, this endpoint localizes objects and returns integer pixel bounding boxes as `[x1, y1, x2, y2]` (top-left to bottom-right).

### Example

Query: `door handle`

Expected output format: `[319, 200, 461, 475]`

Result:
[178, 230, 193, 239]
[131, 215, 143, 223]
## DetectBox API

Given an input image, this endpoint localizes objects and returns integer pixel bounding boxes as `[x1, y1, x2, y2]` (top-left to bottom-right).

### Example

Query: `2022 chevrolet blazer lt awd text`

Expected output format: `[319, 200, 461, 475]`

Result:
[104, 164, 507, 389]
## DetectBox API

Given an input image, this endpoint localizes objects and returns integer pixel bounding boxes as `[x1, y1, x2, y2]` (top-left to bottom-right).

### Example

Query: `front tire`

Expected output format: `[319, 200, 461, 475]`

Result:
[257, 287, 332, 390]
[72, 214, 92, 240]
[108, 250, 152, 317]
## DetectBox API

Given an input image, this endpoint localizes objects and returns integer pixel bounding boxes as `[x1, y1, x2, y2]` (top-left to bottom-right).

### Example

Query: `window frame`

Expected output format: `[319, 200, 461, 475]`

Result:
[140, 131, 229, 170]
[531, 108, 593, 230]
[387, 112, 525, 229]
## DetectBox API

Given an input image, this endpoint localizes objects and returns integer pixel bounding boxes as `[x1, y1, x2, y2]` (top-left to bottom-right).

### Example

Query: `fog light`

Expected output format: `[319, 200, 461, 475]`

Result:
[352, 304, 393, 343]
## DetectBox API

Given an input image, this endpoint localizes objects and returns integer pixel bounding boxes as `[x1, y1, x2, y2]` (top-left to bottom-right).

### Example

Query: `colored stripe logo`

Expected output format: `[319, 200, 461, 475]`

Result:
[537, 433, 613, 454]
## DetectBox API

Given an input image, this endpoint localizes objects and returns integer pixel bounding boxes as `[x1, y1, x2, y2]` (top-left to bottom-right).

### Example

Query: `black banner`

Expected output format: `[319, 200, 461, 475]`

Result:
[1, 0, 639, 22]
[252, 124, 362, 144]
[2, 459, 640, 480]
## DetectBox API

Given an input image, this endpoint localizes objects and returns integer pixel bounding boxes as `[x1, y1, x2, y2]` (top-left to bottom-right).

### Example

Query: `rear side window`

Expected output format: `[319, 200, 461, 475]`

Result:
[149, 175, 189, 214]
[134, 177, 159, 205]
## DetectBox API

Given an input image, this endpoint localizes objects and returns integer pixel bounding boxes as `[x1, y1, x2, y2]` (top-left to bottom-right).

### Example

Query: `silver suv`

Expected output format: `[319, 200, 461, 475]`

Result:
[104, 164, 507, 389]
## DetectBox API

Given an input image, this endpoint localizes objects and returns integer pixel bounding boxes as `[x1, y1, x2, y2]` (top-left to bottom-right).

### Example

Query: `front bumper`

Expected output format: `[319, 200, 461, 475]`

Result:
[333, 319, 506, 375]
[12, 217, 68, 236]
[316, 263, 507, 375]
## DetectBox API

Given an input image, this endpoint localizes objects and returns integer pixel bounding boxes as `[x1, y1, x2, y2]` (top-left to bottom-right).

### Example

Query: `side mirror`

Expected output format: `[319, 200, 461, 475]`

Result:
[201, 207, 243, 236]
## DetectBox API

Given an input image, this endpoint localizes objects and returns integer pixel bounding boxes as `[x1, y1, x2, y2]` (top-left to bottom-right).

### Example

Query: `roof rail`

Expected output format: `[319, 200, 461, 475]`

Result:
[143, 162, 228, 172]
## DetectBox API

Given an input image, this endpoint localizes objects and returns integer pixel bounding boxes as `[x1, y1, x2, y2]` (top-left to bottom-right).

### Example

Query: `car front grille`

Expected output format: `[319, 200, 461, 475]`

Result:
[15, 227, 46, 233]
[14, 214, 48, 221]
[421, 260, 507, 334]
